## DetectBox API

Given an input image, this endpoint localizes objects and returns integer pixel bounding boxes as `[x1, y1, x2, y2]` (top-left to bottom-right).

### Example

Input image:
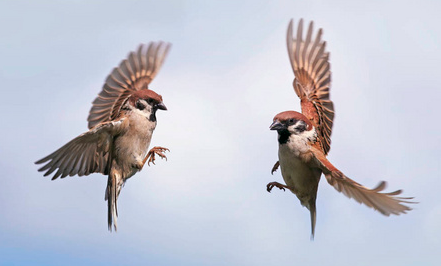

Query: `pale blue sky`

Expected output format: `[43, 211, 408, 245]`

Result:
[1, 0, 440, 265]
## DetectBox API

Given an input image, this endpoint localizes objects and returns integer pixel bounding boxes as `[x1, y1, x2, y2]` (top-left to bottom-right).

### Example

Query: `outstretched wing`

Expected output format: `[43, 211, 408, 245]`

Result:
[35, 118, 127, 180]
[88, 42, 171, 129]
[311, 147, 414, 216]
[287, 19, 334, 154]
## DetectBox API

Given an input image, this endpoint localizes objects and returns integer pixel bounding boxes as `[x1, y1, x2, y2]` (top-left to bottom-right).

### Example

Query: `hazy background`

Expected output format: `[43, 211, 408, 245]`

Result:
[1, 0, 440, 265]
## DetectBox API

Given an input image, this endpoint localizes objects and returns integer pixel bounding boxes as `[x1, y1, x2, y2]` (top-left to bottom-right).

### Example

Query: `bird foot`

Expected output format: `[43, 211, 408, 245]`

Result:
[144, 146, 169, 166]
[267, 182, 292, 193]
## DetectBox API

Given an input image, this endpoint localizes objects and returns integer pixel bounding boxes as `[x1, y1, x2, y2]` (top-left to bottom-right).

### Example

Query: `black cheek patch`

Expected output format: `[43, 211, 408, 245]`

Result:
[295, 124, 306, 132]
[136, 101, 146, 110]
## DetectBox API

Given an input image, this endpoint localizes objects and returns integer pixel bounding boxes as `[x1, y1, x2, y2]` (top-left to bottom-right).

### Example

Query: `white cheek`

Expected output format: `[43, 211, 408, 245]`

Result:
[133, 106, 152, 117]
[301, 128, 317, 140]
[287, 125, 297, 134]
[286, 128, 317, 154]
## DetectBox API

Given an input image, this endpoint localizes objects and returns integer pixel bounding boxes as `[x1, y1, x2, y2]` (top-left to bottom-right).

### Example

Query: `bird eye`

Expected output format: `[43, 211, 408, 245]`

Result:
[136, 101, 146, 110]
[289, 119, 295, 124]
[147, 99, 154, 104]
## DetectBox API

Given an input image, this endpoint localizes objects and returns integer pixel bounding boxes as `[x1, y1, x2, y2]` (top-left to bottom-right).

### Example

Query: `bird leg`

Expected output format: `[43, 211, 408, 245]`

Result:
[143, 146, 169, 167]
[271, 161, 280, 174]
[267, 182, 295, 193]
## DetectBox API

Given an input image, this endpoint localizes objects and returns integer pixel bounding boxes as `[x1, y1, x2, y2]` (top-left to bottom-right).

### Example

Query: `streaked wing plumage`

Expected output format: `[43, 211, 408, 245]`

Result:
[88, 42, 171, 129]
[35, 119, 127, 180]
[311, 147, 414, 216]
[287, 19, 334, 154]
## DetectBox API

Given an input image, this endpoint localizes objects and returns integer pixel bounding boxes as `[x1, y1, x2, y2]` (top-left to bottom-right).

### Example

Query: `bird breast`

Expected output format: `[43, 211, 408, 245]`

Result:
[113, 112, 157, 178]
[278, 133, 321, 204]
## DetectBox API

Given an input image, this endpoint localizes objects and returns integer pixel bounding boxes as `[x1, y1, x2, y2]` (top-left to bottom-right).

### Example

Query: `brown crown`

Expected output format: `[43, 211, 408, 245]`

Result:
[274, 111, 313, 130]
[129, 89, 163, 105]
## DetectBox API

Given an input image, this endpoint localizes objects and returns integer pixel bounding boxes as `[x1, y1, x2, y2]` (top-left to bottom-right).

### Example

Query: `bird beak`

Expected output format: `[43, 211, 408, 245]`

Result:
[270, 120, 284, 130]
[155, 102, 167, 111]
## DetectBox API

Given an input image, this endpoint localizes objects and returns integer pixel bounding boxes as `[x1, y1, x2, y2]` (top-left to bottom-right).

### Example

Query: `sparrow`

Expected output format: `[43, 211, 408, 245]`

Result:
[35, 42, 171, 231]
[267, 19, 414, 238]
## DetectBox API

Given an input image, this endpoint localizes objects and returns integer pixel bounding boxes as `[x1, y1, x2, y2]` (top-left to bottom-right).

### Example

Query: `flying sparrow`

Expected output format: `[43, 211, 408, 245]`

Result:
[36, 42, 171, 231]
[267, 19, 414, 238]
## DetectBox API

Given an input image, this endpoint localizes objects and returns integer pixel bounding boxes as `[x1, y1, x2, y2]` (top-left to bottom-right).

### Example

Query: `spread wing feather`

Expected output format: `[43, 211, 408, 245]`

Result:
[88, 42, 171, 129]
[35, 119, 127, 180]
[287, 19, 334, 154]
[311, 147, 415, 216]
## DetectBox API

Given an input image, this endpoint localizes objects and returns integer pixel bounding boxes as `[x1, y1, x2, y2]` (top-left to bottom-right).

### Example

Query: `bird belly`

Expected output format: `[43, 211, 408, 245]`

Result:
[114, 118, 155, 179]
[278, 145, 321, 206]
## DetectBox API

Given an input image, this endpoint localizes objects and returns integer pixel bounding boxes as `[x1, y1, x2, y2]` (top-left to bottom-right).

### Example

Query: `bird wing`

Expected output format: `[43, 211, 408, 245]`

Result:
[310, 147, 414, 216]
[287, 19, 334, 154]
[88, 42, 171, 129]
[35, 118, 128, 180]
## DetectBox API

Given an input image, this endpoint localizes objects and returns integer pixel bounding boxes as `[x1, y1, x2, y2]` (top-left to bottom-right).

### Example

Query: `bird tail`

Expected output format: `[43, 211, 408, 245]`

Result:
[105, 173, 121, 232]
[308, 199, 317, 240]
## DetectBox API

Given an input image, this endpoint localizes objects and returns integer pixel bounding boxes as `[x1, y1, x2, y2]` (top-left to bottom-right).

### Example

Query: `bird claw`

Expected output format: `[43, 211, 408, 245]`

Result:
[271, 161, 280, 175]
[146, 146, 169, 166]
[266, 182, 288, 193]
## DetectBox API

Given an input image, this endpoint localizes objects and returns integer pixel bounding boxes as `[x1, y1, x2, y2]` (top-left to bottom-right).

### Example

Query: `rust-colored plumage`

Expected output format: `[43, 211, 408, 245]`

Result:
[286, 19, 334, 155]
[129, 90, 163, 106]
[274, 111, 313, 131]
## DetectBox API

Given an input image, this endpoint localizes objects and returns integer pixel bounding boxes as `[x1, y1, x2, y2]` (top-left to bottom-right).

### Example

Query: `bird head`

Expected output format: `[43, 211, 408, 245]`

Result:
[270, 111, 314, 144]
[128, 89, 167, 122]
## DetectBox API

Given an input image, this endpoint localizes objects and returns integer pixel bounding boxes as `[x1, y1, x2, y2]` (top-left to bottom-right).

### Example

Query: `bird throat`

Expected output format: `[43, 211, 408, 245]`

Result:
[149, 111, 157, 122]
[277, 129, 291, 144]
